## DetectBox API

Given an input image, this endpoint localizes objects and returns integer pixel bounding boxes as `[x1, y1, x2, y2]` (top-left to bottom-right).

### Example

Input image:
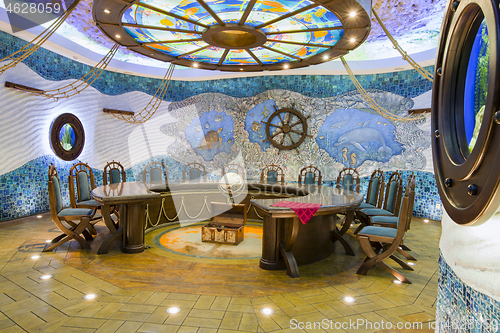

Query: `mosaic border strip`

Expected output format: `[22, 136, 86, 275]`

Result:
[0, 31, 434, 101]
[437, 253, 500, 333]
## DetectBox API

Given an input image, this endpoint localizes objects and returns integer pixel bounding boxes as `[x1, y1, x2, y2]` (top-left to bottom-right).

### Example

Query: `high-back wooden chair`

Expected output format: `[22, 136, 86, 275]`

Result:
[298, 165, 322, 186]
[260, 164, 285, 185]
[183, 162, 207, 182]
[143, 161, 168, 183]
[356, 177, 416, 284]
[46, 164, 94, 252]
[358, 169, 385, 209]
[68, 162, 101, 209]
[223, 163, 245, 180]
[355, 171, 403, 233]
[103, 161, 126, 185]
[336, 167, 360, 193]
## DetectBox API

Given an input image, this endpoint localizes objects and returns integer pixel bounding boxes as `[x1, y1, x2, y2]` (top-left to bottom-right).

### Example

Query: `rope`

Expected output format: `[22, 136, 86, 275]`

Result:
[341, 56, 426, 123]
[145, 195, 212, 228]
[372, 8, 434, 82]
[28, 44, 119, 101]
[110, 63, 175, 124]
[0, 0, 80, 75]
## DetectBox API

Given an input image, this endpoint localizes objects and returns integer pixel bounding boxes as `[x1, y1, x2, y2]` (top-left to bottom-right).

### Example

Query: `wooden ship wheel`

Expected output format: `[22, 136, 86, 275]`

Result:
[262, 106, 312, 152]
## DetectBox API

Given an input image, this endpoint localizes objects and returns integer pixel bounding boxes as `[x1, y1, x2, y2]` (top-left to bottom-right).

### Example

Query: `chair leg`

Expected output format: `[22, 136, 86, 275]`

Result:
[397, 247, 417, 261]
[378, 261, 412, 284]
[44, 217, 91, 252]
[400, 244, 411, 251]
[390, 254, 414, 270]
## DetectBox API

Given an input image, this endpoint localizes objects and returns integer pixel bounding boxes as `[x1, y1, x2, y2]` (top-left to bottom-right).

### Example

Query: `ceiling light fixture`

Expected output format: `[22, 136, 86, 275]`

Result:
[350, 38, 356, 43]
[115, 34, 121, 38]
[166, 307, 181, 314]
[103, 9, 110, 14]
[193, 63, 198, 68]
[284, 64, 289, 69]
[323, 55, 329, 60]
[94, 0, 372, 72]
[260, 308, 274, 315]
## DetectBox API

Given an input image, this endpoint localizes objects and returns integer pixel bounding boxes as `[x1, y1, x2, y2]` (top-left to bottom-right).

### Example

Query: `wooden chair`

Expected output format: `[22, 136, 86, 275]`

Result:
[336, 167, 360, 193]
[260, 164, 285, 185]
[355, 171, 403, 234]
[103, 160, 126, 185]
[358, 169, 385, 210]
[183, 162, 207, 182]
[143, 161, 168, 183]
[298, 165, 322, 186]
[68, 163, 100, 209]
[370, 173, 417, 261]
[223, 163, 245, 180]
[45, 164, 94, 252]
[356, 177, 416, 283]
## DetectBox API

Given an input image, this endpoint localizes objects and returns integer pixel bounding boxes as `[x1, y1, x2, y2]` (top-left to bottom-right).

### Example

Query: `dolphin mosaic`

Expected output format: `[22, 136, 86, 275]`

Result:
[334, 121, 392, 154]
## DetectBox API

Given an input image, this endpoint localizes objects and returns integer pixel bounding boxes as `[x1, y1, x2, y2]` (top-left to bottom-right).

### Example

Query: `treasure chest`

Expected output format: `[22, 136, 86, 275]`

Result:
[202, 202, 246, 245]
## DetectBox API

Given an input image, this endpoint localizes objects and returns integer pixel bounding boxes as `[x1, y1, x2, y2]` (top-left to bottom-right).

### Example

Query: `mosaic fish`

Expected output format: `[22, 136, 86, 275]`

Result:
[215, 115, 224, 122]
[296, 47, 307, 57]
[185, 7, 198, 18]
[319, 136, 324, 139]
[314, 31, 328, 39]
[330, 113, 353, 129]
[160, 17, 174, 27]
[204, 122, 210, 129]
[251, 121, 262, 132]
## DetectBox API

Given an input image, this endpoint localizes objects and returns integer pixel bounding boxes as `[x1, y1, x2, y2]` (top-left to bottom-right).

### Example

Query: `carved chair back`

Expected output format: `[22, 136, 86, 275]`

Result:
[223, 163, 245, 179]
[298, 165, 322, 186]
[68, 162, 96, 208]
[103, 160, 126, 185]
[183, 162, 207, 182]
[260, 164, 285, 185]
[336, 167, 360, 193]
[382, 171, 403, 216]
[365, 168, 385, 208]
[143, 162, 168, 183]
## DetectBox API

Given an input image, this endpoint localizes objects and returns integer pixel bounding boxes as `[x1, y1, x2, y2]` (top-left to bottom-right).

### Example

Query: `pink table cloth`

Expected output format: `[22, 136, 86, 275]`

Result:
[270, 201, 322, 224]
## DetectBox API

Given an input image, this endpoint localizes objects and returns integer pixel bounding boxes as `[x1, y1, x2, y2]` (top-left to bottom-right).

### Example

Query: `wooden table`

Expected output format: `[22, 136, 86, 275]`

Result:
[251, 185, 363, 278]
[92, 181, 362, 269]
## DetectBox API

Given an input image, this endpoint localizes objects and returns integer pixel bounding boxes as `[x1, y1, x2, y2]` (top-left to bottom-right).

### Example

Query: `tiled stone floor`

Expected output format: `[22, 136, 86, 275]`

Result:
[0, 214, 440, 332]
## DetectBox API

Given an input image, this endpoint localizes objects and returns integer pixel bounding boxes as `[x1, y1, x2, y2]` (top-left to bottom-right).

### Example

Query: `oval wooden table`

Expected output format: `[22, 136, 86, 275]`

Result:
[92, 181, 363, 277]
[251, 186, 363, 278]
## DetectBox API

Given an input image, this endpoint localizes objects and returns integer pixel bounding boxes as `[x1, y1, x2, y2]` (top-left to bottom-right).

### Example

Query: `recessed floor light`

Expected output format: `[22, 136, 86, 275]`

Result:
[83, 294, 97, 300]
[260, 308, 274, 315]
[45, 240, 52, 243]
[393, 280, 403, 284]
[40, 275, 52, 280]
[407, 262, 416, 266]
[343, 296, 356, 303]
[166, 307, 180, 314]
[31, 255, 41, 259]
[424, 219, 429, 223]
[37, 215, 42, 218]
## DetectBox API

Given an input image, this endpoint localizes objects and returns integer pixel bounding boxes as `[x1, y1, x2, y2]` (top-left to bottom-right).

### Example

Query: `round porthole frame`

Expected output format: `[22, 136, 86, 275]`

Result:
[50, 113, 85, 161]
[432, 0, 500, 225]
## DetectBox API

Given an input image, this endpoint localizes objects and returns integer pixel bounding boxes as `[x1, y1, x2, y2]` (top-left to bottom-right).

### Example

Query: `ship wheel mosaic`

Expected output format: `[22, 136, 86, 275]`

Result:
[262, 106, 311, 152]
[93, 0, 372, 72]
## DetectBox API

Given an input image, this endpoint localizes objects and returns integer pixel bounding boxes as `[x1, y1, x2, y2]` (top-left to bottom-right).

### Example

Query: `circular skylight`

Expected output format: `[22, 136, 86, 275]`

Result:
[93, 0, 371, 71]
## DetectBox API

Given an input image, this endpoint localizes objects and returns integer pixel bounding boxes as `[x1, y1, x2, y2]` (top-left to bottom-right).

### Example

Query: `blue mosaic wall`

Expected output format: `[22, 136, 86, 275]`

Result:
[0, 155, 186, 222]
[0, 31, 433, 100]
[437, 254, 500, 333]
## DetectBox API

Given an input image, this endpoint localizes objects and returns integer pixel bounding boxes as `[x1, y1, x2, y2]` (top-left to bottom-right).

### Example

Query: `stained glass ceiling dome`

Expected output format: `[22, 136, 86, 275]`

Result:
[93, 0, 372, 72]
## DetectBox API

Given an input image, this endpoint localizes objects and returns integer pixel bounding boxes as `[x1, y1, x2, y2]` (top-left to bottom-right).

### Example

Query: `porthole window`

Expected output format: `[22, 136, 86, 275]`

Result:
[50, 113, 84, 161]
[432, 0, 500, 225]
